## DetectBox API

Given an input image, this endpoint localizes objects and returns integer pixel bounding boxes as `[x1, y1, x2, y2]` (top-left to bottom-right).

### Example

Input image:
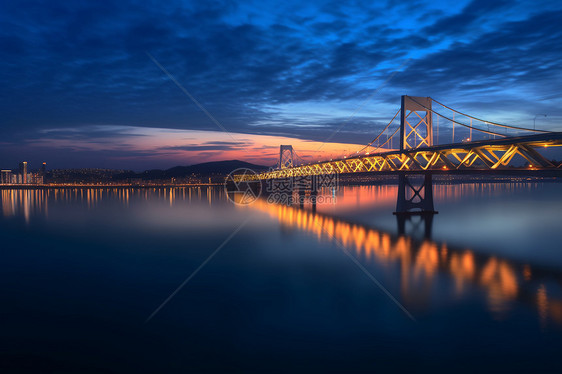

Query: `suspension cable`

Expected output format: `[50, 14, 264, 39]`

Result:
[368, 126, 400, 153]
[408, 97, 507, 138]
[349, 126, 400, 158]
[292, 149, 307, 166]
[353, 108, 400, 155]
[431, 97, 550, 133]
[295, 97, 549, 166]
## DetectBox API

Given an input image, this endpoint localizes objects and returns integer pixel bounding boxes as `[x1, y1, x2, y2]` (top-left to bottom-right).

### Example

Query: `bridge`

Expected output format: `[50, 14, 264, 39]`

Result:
[235, 96, 562, 214]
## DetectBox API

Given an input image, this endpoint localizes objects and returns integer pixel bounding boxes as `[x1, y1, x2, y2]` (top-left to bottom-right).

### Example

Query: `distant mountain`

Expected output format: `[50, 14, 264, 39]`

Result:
[166, 160, 270, 176]
[114, 160, 271, 181]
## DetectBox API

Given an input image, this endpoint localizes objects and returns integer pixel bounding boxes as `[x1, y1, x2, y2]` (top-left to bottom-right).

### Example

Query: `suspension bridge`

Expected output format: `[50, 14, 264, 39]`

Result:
[235, 96, 562, 214]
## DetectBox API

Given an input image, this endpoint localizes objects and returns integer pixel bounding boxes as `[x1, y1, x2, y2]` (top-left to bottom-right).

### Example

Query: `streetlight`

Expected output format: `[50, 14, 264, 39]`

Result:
[534, 114, 547, 130]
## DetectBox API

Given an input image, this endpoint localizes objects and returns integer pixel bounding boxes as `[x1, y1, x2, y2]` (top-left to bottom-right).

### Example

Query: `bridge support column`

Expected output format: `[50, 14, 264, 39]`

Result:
[394, 173, 438, 215]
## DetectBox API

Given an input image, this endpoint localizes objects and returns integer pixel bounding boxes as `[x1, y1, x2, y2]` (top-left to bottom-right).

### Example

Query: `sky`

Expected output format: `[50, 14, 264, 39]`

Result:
[1, 0, 561, 170]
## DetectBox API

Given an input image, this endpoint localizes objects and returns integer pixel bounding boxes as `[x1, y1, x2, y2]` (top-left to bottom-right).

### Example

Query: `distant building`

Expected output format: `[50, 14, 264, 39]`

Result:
[1, 170, 11, 184]
[19, 162, 28, 184]
[29, 173, 43, 184]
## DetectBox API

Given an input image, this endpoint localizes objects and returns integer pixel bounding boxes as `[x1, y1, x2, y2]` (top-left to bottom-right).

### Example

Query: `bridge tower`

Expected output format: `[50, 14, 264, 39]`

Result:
[400, 96, 433, 151]
[396, 96, 437, 216]
[279, 145, 294, 169]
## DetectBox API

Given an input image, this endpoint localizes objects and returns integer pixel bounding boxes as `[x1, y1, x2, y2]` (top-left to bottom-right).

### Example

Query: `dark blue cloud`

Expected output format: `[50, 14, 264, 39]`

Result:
[422, 0, 511, 36]
[0, 0, 561, 168]
[160, 140, 251, 152]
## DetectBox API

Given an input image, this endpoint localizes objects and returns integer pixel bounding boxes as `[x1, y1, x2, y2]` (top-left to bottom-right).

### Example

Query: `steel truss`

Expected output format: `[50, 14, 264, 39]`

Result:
[237, 133, 562, 182]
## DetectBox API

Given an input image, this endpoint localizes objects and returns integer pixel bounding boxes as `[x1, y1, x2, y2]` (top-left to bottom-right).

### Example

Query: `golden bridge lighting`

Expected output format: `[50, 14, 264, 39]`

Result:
[237, 134, 562, 182]
[234, 96, 562, 183]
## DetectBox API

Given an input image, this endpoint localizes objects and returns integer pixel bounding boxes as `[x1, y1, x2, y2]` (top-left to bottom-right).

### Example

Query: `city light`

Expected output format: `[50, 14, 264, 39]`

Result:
[0, 161, 45, 185]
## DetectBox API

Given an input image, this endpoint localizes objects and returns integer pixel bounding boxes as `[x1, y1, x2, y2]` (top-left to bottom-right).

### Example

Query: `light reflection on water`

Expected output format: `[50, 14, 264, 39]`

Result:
[0, 187, 224, 223]
[1, 182, 549, 219]
[245, 198, 562, 326]
[2, 183, 562, 330]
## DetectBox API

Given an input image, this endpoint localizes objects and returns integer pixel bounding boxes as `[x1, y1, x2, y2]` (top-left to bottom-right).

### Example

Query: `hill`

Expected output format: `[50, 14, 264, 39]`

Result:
[114, 160, 270, 181]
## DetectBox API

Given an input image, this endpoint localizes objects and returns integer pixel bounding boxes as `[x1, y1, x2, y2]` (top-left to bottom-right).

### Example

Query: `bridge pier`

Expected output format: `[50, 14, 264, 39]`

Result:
[393, 173, 438, 215]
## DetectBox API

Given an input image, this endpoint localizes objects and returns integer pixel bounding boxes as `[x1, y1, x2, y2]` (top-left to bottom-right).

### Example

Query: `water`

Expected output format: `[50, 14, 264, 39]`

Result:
[1, 183, 562, 373]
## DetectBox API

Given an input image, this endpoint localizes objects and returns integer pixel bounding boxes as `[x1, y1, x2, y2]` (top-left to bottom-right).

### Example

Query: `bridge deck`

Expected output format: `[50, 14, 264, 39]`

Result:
[250, 132, 562, 180]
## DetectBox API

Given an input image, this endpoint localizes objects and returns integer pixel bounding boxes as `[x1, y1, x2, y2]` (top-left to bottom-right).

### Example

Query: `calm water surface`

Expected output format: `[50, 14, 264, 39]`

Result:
[1, 182, 562, 373]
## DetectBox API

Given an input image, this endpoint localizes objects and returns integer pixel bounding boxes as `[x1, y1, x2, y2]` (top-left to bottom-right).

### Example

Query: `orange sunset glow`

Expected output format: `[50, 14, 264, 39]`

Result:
[28, 126, 379, 167]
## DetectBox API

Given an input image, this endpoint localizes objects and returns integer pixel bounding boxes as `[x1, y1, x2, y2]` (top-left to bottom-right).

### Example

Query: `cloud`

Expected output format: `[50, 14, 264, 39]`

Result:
[158, 140, 251, 152]
[391, 9, 562, 110]
[422, 0, 511, 37]
[0, 0, 561, 168]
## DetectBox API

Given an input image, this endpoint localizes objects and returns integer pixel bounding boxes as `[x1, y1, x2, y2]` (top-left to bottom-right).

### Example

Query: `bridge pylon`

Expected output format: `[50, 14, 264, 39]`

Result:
[400, 96, 433, 151]
[397, 96, 437, 216]
[279, 145, 294, 169]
